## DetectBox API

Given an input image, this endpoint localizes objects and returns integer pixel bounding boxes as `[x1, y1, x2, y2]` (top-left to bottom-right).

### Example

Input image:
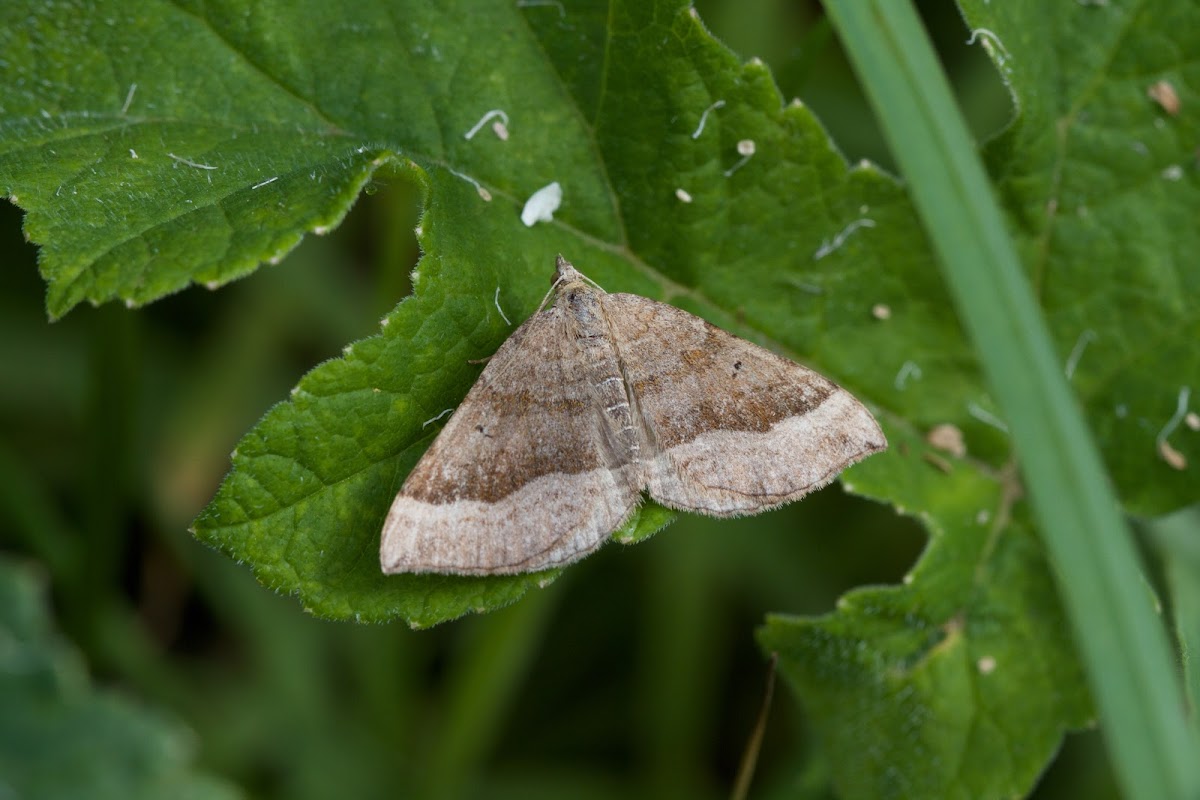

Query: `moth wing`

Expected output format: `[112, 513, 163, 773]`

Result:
[381, 307, 639, 575]
[602, 293, 886, 515]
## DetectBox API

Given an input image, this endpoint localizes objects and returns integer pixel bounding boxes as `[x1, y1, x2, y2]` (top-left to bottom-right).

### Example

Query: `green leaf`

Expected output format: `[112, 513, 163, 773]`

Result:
[0, 3, 386, 319]
[760, 422, 1093, 799]
[0, 556, 243, 800]
[3, 0, 1199, 793]
[0, 2, 967, 629]
[961, 0, 1200, 515]
[158, 0, 956, 626]
[767, 0, 1200, 796]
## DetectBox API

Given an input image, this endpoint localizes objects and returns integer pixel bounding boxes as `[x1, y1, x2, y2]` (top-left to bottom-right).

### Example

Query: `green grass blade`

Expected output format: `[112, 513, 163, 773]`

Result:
[822, 1, 1200, 797]
[1147, 507, 1200, 719]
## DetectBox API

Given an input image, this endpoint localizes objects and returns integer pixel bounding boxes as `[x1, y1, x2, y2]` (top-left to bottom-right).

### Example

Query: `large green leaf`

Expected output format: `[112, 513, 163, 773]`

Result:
[0, 0, 948, 624]
[760, 423, 1093, 799]
[961, 0, 1200, 514]
[0, 556, 243, 800]
[1, 0, 1197, 796]
[762, 1, 1200, 796]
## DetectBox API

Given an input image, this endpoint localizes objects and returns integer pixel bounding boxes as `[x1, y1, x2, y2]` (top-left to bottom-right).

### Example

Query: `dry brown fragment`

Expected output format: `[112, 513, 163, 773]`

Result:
[927, 423, 967, 458]
[922, 451, 953, 474]
[1159, 439, 1187, 470]
[1148, 80, 1181, 116]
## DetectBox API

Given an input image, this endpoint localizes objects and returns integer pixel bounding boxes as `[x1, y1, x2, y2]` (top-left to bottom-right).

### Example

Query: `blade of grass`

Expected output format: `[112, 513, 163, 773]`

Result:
[1146, 506, 1200, 718]
[821, 2, 1200, 797]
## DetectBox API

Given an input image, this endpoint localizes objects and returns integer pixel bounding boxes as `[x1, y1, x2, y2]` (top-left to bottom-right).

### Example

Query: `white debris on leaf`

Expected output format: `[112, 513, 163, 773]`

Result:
[521, 181, 562, 227]
[1156, 387, 1192, 470]
[464, 109, 510, 140]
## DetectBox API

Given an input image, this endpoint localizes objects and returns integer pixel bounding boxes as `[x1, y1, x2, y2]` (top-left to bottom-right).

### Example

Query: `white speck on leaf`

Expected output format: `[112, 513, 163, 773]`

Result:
[894, 361, 922, 391]
[423, 408, 454, 428]
[691, 99, 725, 139]
[1156, 387, 1191, 470]
[120, 82, 137, 114]
[464, 109, 510, 140]
[1064, 329, 1096, 379]
[446, 167, 492, 201]
[723, 139, 757, 177]
[167, 152, 217, 170]
[968, 403, 1009, 434]
[521, 181, 563, 226]
[494, 286, 512, 325]
[814, 218, 876, 260]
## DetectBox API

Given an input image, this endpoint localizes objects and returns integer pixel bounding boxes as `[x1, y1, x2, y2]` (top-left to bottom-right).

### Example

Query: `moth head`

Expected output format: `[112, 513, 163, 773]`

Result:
[553, 254, 583, 287]
[551, 255, 605, 299]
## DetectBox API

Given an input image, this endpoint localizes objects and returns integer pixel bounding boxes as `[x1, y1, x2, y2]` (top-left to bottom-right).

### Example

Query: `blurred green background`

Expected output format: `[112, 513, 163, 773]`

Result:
[0, 1, 1120, 797]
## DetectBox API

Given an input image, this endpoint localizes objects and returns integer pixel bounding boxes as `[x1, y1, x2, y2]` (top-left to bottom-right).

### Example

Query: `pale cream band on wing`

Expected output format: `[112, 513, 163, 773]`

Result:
[645, 390, 882, 515]
[382, 391, 881, 574]
[381, 466, 637, 575]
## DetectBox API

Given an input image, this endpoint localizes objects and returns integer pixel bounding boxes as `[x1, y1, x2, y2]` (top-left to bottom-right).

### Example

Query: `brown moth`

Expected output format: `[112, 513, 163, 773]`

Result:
[381, 256, 886, 575]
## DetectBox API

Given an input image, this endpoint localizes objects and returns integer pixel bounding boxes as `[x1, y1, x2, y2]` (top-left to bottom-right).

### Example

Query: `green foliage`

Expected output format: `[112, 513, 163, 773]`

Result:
[0, 556, 243, 800]
[3, 0, 951, 626]
[761, 425, 1092, 798]
[964, 0, 1200, 515]
[810, 1, 1200, 796]
[1, 0, 1197, 798]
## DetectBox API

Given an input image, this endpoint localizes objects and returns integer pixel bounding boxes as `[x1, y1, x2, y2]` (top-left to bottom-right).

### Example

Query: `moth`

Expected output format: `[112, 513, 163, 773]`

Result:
[381, 256, 885, 575]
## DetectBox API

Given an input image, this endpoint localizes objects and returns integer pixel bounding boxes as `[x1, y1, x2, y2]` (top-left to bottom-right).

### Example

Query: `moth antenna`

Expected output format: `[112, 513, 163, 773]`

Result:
[534, 272, 567, 314]
[577, 271, 605, 292]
